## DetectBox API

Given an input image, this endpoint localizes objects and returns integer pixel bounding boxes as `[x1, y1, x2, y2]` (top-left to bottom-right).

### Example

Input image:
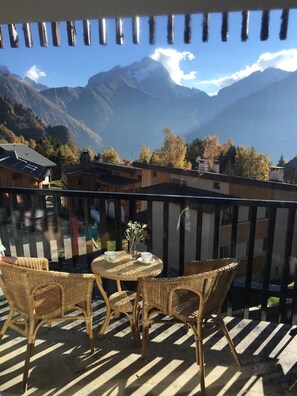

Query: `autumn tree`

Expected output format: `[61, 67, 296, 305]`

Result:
[151, 127, 190, 168]
[101, 147, 121, 164]
[202, 135, 222, 170]
[234, 146, 270, 180]
[277, 154, 286, 167]
[218, 139, 236, 175]
[138, 145, 152, 163]
[185, 138, 204, 169]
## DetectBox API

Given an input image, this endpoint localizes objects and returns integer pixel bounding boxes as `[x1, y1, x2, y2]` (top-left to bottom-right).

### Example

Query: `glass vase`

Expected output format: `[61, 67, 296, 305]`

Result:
[129, 243, 138, 259]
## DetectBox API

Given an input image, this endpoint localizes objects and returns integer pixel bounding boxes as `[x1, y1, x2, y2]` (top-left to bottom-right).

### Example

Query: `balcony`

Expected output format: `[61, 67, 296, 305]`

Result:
[0, 186, 297, 394]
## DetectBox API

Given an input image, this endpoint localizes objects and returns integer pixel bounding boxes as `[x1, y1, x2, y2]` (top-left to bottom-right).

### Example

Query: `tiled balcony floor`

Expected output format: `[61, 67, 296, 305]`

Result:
[0, 297, 297, 396]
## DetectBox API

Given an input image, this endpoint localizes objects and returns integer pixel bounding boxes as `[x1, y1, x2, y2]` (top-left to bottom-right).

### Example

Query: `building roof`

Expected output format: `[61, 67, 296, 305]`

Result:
[0, 144, 56, 167]
[97, 174, 139, 187]
[284, 156, 297, 171]
[134, 161, 297, 193]
[0, 1, 295, 48]
[0, 148, 48, 181]
[139, 182, 233, 213]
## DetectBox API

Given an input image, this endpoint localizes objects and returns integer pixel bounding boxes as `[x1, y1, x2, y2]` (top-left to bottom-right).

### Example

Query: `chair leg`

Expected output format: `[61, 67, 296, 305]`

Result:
[218, 314, 241, 367]
[87, 317, 95, 354]
[0, 308, 14, 339]
[196, 320, 206, 395]
[23, 342, 34, 393]
[141, 323, 149, 358]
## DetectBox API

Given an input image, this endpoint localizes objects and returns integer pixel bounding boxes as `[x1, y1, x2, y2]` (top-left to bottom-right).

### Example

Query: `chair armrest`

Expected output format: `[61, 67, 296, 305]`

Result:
[0, 256, 49, 271]
[17, 257, 49, 271]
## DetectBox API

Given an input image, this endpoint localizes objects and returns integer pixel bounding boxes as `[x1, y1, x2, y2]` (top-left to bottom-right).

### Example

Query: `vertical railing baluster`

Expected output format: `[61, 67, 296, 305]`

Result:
[244, 206, 257, 319]
[230, 205, 239, 257]
[260, 206, 277, 321]
[99, 198, 107, 252]
[114, 199, 122, 251]
[9, 193, 24, 256]
[163, 201, 169, 276]
[68, 196, 79, 268]
[213, 206, 221, 259]
[195, 209, 202, 260]
[179, 203, 186, 275]
[147, 200, 153, 253]
[278, 208, 295, 323]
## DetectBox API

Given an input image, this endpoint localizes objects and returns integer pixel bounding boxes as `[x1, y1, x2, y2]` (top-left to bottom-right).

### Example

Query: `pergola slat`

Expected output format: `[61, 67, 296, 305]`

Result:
[38, 22, 48, 47]
[241, 11, 249, 41]
[221, 12, 228, 41]
[99, 19, 107, 45]
[280, 9, 289, 40]
[132, 16, 140, 44]
[8, 23, 19, 48]
[260, 10, 270, 40]
[115, 18, 124, 45]
[0, 25, 4, 48]
[23, 23, 33, 47]
[167, 15, 174, 44]
[149, 16, 156, 45]
[67, 20, 76, 46]
[83, 19, 91, 45]
[202, 13, 209, 42]
[51, 21, 60, 46]
[184, 14, 191, 43]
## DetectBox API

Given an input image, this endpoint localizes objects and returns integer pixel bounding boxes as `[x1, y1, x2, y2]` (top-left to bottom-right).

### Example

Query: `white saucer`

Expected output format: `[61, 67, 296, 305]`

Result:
[137, 257, 155, 264]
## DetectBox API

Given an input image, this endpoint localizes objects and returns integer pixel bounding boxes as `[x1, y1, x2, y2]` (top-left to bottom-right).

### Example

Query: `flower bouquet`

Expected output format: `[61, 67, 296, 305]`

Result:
[125, 221, 147, 258]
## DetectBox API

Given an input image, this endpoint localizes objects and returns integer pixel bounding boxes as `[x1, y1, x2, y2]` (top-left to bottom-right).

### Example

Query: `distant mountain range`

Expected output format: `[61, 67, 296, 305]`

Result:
[0, 59, 296, 162]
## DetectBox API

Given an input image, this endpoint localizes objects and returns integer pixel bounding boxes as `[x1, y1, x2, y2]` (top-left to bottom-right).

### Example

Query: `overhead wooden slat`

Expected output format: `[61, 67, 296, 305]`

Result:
[202, 13, 209, 42]
[115, 18, 124, 44]
[0, 26, 4, 48]
[149, 16, 156, 45]
[83, 19, 91, 45]
[99, 18, 107, 45]
[67, 20, 76, 46]
[1, 0, 296, 24]
[241, 10, 249, 41]
[260, 10, 270, 40]
[167, 15, 174, 44]
[51, 21, 60, 46]
[184, 14, 191, 43]
[132, 16, 140, 44]
[280, 9, 289, 40]
[23, 23, 33, 47]
[8, 23, 19, 47]
[38, 22, 48, 47]
[221, 12, 228, 41]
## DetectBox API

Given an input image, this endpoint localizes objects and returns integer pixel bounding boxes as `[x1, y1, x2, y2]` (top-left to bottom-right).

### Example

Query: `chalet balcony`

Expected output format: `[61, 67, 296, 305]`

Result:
[0, 186, 297, 394]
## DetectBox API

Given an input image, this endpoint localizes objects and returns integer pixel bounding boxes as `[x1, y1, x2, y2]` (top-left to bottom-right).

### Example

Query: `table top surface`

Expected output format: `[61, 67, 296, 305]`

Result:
[91, 251, 163, 281]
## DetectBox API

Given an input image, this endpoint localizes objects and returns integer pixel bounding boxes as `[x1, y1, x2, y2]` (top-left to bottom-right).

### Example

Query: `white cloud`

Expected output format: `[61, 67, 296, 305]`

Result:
[199, 49, 297, 93]
[151, 48, 196, 84]
[25, 65, 46, 82]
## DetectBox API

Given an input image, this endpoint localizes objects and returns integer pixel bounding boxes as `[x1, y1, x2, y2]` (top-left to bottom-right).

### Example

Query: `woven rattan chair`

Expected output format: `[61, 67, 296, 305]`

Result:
[139, 258, 241, 395]
[0, 257, 95, 393]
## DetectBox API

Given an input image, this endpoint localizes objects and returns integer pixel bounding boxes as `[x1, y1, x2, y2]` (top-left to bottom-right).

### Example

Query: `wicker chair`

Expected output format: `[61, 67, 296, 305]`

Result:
[139, 258, 241, 395]
[0, 257, 95, 393]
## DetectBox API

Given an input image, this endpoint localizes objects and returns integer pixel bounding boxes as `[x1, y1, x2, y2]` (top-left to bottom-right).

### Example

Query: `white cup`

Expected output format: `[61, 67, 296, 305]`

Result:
[141, 252, 153, 263]
[104, 251, 117, 263]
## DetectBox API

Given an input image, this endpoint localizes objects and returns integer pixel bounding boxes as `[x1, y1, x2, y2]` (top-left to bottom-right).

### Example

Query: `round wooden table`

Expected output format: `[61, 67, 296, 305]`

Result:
[91, 251, 163, 344]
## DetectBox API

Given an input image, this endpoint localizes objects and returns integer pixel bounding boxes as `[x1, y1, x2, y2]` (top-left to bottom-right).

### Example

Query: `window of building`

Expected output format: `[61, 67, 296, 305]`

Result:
[78, 178, 82, 187]
[213, 181, 220, 190]
[152, 171, 157, 177]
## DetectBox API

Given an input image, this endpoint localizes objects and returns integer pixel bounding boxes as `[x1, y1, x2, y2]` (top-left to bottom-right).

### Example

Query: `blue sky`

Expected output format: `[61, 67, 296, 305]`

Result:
[1, 10, 297, 95]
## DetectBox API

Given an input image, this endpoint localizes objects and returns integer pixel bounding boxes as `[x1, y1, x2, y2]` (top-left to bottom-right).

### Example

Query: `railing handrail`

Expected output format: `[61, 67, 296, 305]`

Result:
[1, 186, 297, 208]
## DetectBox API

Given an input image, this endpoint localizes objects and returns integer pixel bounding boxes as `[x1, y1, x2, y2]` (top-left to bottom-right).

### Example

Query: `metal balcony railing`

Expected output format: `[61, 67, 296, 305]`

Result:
[0, 186, 297, 325]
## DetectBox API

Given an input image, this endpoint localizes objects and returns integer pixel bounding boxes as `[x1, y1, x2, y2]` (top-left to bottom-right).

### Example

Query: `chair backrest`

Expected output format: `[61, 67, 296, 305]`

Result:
[0, 256, 49, 270]
[189, 259, 238, 317]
